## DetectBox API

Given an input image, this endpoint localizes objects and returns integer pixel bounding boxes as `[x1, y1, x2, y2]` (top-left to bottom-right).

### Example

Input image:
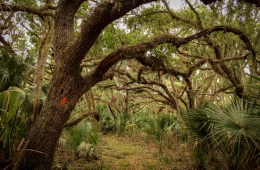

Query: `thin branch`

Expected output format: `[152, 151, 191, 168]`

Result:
[161, 0, 197, 27]
[185, 0, 203, 29]
[114, 70, 178, 109]
[94, 97, 121, 114]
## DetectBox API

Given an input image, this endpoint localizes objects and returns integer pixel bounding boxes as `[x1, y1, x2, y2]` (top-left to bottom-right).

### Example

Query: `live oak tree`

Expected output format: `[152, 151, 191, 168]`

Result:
[0, 0, 258, 169]
[105, 0, 259, 113]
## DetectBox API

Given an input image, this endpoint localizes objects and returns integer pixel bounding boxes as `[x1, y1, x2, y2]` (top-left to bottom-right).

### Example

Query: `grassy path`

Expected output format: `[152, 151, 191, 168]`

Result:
[55, 134, 192, 169]
[101, 135, 164, 169]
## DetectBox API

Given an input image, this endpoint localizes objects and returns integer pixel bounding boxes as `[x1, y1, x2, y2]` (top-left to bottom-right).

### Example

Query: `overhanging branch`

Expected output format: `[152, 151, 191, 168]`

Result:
[87, 26, 255, 85]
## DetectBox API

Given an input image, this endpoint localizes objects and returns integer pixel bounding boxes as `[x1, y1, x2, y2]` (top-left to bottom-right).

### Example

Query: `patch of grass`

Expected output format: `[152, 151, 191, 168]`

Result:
[83, 162, 100, 170]
[159, 155, 173, 165]
[142, 162, 158, 170]
[109, 152, 125, 159]
[55, 134, 193, 169]
[118, 160, 131, 169]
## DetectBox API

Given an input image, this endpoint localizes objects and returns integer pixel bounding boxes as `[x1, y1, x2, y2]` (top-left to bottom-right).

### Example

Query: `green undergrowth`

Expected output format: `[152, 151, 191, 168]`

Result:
[54, 134, 192, 170]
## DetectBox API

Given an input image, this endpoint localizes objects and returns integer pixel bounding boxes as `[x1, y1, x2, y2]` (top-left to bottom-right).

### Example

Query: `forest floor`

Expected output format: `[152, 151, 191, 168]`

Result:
[54, 134, 193, 170]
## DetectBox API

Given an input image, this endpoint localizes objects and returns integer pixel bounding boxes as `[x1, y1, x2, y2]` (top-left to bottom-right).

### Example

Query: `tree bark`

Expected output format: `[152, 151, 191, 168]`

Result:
[169, 75, 182, 113]
[15, 66, 87, 169]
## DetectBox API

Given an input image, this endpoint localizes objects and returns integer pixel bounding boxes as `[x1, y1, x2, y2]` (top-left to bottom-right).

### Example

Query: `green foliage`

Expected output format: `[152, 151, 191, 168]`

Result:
[139, 113, 178, 153]
[184, 96, 260, 169]
[0, 87, 28, 163]
[115, 113, 129, 136]
[99, 106, 116, 134]
[100, 112, 129, 136]
[0, 52, 31, 92]
[125, 4, 172, 35]
[125, 112, 149, 133]
[63, 121, 101, 159]
[246, 73, 260, 99]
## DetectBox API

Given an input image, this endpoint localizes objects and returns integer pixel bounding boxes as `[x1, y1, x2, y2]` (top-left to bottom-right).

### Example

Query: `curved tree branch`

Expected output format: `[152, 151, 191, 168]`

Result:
[86, 26, 255, 87]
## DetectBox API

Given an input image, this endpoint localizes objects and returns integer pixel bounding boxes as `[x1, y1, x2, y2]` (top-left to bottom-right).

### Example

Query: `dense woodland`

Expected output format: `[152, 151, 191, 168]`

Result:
[0, 0, 259, 169]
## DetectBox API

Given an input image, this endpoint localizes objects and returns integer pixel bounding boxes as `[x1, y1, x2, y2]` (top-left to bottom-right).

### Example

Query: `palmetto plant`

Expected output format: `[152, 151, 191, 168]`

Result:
[125, 112, 149, 133]
[99, 111, 116, 134]
[142, 113, 177, 153]
[116, 113, 129, 136]
[184, 97, 260, 170]
[0, 53, 31, 92]
[63, 121, 100, 159]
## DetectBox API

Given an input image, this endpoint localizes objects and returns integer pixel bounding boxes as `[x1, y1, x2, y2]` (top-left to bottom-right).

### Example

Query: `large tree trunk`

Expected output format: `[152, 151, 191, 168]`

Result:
[15, 65, 87, 169]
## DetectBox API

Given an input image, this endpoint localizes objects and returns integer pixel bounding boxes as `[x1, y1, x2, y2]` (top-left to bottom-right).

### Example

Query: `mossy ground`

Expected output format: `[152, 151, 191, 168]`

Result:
[54, 134, 192, 170]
